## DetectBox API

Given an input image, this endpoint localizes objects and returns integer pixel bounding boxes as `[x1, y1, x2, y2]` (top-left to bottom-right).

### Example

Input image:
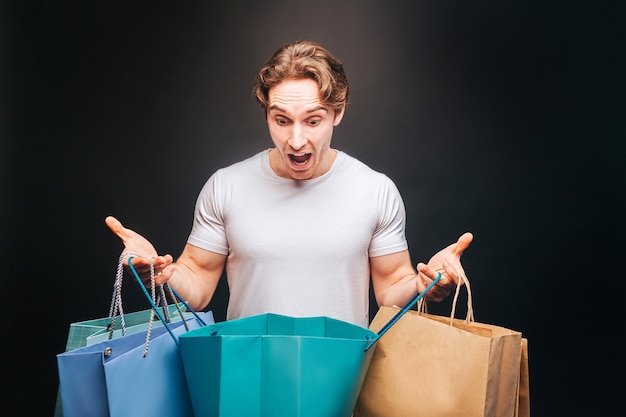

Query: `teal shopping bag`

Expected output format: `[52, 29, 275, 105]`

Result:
[179, 314, 377, 417]
[63, 304, 192, 349]
[178, 274, 443, 417]
[84, 304, 195, 345]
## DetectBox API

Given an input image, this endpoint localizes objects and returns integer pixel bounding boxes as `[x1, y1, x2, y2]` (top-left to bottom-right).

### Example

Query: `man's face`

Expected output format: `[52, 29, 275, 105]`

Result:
[266, 78, 344, 180]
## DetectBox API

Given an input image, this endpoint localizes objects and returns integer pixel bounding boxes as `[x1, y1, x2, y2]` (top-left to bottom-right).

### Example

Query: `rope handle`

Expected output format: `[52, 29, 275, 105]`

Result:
[364, 272, 441, 351]
[107, 251, 181, 341]
[448, 270, 474, 325]
[107, 251, 142, 339]
[128, 256, 208, 347]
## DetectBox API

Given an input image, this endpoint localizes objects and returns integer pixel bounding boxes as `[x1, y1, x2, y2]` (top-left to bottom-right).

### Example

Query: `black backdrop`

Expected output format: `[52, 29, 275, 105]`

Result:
[2, 1, 624, 416]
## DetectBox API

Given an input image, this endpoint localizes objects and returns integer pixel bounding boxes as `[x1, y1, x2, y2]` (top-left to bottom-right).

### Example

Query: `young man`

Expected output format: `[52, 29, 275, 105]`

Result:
[106, 40, 473, 327]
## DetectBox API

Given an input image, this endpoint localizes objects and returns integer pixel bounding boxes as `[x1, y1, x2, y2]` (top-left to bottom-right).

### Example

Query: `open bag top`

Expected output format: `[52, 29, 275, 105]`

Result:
[178, 312, 378, 342]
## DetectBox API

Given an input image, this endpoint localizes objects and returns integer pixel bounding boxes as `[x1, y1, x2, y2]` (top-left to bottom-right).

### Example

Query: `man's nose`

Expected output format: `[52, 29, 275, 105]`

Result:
[288, 124, 307, 150]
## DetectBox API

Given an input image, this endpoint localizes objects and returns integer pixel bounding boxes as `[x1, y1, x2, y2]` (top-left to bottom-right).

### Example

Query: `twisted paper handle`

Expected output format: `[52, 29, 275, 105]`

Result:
[449, 270, 474, 325]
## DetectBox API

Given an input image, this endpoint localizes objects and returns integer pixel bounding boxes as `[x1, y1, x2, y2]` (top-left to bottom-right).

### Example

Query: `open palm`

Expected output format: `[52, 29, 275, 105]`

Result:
[427, 232, 474, 286]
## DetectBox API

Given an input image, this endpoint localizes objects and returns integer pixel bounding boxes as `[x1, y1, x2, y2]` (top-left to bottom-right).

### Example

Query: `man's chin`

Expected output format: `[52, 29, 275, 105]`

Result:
[288, 171, 314, 181]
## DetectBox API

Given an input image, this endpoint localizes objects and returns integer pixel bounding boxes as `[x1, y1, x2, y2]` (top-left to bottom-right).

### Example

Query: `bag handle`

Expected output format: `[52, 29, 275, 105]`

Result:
[364, 272, 442, 351]
[448, 270, 474, 325]
[416, 270, 474, 325]
[107, 251, 143, 339]
[128, 256, 208, 346]
[107, 251, 185, 340]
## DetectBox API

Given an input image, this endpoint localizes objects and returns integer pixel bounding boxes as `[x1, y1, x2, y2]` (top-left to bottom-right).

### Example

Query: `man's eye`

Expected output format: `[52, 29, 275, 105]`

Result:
[309, 119, 321, 126]
[276, 118, 288, 125]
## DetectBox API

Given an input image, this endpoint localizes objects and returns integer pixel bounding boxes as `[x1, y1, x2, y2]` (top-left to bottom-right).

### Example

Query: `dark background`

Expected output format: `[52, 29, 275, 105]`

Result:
[2, 1, 624, 416]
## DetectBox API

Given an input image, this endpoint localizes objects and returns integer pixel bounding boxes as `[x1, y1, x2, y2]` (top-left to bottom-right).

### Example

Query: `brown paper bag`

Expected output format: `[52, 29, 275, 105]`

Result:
[354, 277, 523, 417]
[515, 338, 530, 417]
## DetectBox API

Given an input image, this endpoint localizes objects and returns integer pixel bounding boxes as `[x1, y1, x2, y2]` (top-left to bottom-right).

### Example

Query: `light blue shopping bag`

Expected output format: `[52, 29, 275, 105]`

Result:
[56, 254, 213, 417]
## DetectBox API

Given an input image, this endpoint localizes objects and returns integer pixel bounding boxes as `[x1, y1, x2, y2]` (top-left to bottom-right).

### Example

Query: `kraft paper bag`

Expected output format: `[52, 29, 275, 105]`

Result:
[354, 277, 523, 417]
[515, 338, 530, 417]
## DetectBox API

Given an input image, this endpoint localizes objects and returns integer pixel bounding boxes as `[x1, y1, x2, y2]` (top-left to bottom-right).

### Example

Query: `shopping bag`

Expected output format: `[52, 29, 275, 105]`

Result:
[60, 303, 193, 348]
[515, 338, 530, 417]
[53, 306, 195, 417]
[84, 303, 195, 344]
[177, 273, 445, 417]
[62, 250, 193, 351]
[354, 275, 523, 417]
[57, 310, 214, 417]
[54, 252, 196, 417]
[56, 254, 214, 417]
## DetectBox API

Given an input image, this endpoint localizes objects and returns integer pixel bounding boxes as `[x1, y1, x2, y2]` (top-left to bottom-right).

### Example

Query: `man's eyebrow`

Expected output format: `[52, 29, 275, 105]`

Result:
[268, 104, 329, 114]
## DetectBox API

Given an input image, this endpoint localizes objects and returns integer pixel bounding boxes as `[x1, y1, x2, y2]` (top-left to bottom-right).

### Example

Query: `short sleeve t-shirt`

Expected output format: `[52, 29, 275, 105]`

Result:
[187, 149, 408, 327]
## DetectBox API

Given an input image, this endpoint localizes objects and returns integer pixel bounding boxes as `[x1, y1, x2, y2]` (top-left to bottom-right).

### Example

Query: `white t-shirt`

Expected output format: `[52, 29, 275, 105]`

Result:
[187, 149, 408, 327]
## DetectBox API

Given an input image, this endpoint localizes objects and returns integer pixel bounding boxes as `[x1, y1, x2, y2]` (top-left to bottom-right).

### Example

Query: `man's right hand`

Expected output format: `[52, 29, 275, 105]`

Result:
[105, 216, 174, 286]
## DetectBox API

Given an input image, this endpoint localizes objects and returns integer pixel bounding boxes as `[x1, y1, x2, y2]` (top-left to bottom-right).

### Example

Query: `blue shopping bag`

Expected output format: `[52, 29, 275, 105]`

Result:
[57, 255, 214, 417]
[57, 311, 214, 417]
[177, 274, 443, 417]
[54, 252, 196, 417]
[54, 305, 195, 417]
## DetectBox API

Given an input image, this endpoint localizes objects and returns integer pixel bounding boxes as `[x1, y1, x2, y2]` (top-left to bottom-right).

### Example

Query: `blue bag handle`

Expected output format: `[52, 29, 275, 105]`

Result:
[107, 251, 181, 335]
[128, 256, 208, 346]
[364, 272, 442, 351]
[129, 253, 439, 351]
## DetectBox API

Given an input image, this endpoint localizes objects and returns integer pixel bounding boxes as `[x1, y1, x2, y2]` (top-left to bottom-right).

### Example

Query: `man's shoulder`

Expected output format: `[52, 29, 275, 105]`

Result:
[336, 150, 390, 180]
[211, 149, 267, 177]
[224, 149, 267, 170]
[202, 150, 268, 189]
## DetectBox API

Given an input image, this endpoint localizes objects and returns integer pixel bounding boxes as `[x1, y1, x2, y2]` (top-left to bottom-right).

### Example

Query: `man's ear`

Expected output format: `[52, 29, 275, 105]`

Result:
[333, 106, 346, 126]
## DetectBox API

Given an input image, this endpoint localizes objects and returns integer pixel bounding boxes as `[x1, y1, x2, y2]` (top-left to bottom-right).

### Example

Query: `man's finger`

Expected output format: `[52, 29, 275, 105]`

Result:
[450, 232, 473, 255]
[105, 216, 125, 236]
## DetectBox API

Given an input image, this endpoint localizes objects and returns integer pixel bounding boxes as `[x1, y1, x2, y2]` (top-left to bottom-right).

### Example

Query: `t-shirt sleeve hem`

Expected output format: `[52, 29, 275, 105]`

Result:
[369, 241, 409, 258]
[186, 237, 229, 256]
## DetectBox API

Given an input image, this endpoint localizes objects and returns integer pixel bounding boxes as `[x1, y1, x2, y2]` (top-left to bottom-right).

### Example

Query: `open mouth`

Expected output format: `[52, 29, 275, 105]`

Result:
[288, 153, 311, 167]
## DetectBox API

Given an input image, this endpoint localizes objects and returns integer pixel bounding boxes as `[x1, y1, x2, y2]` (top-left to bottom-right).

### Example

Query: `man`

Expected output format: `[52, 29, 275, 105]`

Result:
[106, 40, 473, 328]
